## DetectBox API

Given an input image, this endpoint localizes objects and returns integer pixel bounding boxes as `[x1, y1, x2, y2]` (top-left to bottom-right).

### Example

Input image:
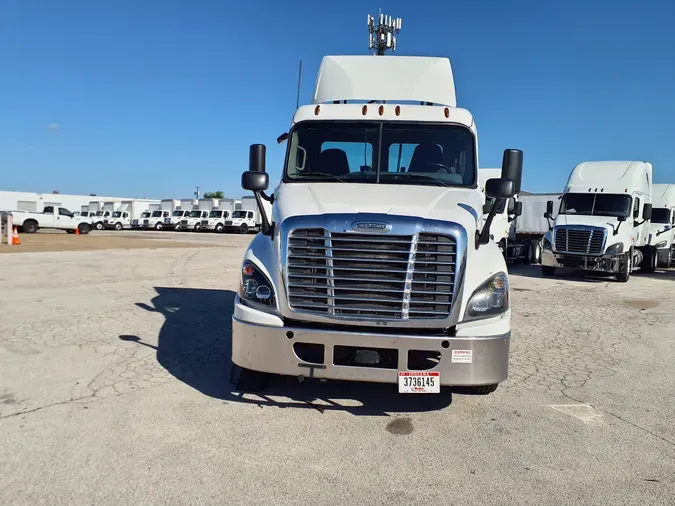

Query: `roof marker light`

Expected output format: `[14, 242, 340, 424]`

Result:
[444, 107, 450, 118]
[362, 105, 368, 115]
[378, 105, 384, 116]
[395, 105, 401, 116]
[314, 105, 320, 115]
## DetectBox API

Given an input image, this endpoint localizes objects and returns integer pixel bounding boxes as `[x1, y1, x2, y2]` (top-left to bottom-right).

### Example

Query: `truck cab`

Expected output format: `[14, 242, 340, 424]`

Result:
[541, 161, 654, 281]
[648, 184, 675, 267]
[164, 209, 191, 230]
[104, 209, 130, 230]
[231, 54, 522, 396]
[225, 210, 258, 234]
[180, 209, 209, 231]
[202, 209, 231, 232]
[143, 209, 171, 230]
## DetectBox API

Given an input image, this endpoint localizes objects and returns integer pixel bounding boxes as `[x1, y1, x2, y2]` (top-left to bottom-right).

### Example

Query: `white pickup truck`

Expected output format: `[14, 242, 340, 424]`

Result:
[11, 206, 92, 234]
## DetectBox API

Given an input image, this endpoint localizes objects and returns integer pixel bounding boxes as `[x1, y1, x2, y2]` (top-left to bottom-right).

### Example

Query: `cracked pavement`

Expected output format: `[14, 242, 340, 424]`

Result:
[1, 233, 674, 504]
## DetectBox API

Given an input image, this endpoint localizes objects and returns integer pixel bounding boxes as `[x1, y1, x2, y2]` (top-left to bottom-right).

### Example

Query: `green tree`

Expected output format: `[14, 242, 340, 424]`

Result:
[203, 191, 224, 199]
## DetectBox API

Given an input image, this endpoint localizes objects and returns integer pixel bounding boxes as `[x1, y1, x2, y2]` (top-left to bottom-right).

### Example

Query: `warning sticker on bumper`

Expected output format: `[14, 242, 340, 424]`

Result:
[451, 349, 472, 363]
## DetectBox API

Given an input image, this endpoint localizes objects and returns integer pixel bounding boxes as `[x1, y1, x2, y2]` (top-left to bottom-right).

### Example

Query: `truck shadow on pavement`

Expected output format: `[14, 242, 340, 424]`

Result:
[508, 264, 617, 283]
[125, 286, 452, 416]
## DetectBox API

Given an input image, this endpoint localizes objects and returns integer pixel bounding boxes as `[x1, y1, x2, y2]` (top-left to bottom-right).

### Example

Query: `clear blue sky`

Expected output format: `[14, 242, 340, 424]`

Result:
[1, 0, 674, 199]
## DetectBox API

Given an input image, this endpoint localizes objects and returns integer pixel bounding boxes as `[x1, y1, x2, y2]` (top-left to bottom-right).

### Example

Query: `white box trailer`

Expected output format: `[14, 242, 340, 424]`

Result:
[648, 183, 675, 267]
[163, 199, 197, 231]
[224, 195, 272, 234]
[201, 198, 236, 232]
[180, 198, 219, 231]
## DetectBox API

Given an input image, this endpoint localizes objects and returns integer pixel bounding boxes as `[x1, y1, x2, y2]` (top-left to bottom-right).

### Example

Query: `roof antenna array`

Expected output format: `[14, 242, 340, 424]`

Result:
[367, 10, 402, 56]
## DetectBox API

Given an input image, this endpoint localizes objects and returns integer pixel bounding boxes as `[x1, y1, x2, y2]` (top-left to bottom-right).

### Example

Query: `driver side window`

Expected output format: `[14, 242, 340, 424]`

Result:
[58, 207, 72, 217]
[633, 198, 641, 219]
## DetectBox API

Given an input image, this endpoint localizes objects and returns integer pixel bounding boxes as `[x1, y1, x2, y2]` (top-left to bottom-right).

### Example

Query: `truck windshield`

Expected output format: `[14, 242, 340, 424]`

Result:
[285, 121, 476, 187]
[232, 211, 247, 218]
[172, 210, 183, 217]
[81, 212, 89, 217]
[209, 211, 223, 218]
[151, 211, 163, 217]
[189, 210, 202, 218]
[95, 211, 103, 216]
[112, 211, 122, 218]
[651, 208, 671, 224]
[141, 212, 150, 218]
[559, 193, 631, 218]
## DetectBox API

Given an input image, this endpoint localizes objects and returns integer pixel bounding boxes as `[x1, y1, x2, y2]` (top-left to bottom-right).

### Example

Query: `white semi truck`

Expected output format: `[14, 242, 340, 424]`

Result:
[201, 198, 236, 232]
[648, 183, 675, 267]
[163, 199, 197, 230]
[224, 196, 271, 234]
[541, 161, 654, 281]
[507, 193, 562, 264]
[231, 48, 523, 396]
[180, 198, 219, 231]
[132, 203, 159, 229]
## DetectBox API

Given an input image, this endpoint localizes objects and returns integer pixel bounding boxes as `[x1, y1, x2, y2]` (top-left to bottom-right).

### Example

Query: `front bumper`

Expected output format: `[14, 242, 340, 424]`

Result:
[541, 249, 624, 273]
[232, 298, 510, 386]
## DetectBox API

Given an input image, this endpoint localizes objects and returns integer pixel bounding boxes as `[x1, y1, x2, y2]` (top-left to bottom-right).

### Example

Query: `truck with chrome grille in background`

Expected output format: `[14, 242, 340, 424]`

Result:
[541, 161, 654, 282]
[230, 14, 523, 396]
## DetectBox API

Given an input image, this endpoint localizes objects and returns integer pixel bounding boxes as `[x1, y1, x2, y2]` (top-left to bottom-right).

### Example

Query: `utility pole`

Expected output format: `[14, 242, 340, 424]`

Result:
[194, 186, 200, 200]
[367, 10, 402, 56]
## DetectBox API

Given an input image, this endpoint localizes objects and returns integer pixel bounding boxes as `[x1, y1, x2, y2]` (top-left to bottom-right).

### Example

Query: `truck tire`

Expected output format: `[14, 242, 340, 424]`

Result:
[114, 222, 123, 231]
[465, 384, 498, 395]
[642, 247, 656, 273]
[530, 240, 542, 264]
[194, 223, 201, 231]
[78, 223, 91, 235]
[215, 223, 224, 233]
[154, 222, 163, 231]
[239, 224, 249, 234]
[617, 250, 632, 282]
[23, 220, 38, 234]
[232, 366, 269, 392]
[541, 266, 556, 277]
[94, 222, 104, 231]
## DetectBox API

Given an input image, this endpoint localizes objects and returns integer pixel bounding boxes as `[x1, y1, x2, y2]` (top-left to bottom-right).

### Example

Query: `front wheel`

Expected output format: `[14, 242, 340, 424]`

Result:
[617, 250, 632, 282]
[541, 266, 556, 277]
[239, 224, 249, 234]
[215, 223, 224, 233]
[154, 223, 163, 231]
[114, 222, 122, 231]
[78, 223, 91, 235]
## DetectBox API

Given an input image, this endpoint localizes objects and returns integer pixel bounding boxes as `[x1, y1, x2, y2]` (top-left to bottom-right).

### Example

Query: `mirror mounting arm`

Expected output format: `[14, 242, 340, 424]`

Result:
[260, 191, 274, 204]
[476, 199, 504, 249]
[253, 191, 273, 236]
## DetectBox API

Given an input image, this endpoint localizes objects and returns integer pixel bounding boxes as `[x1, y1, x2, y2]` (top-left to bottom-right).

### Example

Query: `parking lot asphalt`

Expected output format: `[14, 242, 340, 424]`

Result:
[1, 232, 674, 504]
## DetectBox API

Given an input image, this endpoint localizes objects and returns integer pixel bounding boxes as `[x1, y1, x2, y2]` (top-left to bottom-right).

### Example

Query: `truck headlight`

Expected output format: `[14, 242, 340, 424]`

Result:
[543, 237, 552, 250]
[655, 240, 668, 249]
[464, 272, 509, 321]
[239, 261, 276, 307]
[606, 242, 623, 255]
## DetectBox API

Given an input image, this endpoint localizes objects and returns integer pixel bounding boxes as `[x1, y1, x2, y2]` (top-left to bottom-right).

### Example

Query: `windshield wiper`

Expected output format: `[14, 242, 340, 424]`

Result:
[299, 172, 350, 183]
[383, 173, 450, 187]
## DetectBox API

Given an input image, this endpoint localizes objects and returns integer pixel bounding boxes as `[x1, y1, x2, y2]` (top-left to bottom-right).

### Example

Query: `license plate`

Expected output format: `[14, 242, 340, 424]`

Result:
[398, 371, 440, 394]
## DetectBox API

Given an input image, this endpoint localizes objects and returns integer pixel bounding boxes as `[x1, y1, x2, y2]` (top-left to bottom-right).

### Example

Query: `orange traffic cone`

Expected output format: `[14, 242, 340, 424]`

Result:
[12, 226, 21, 245]
[75, 227, 80, 236]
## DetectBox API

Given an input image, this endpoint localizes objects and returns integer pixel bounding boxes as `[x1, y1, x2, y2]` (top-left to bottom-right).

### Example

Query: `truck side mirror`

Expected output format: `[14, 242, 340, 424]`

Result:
[513, 201, 523, 217]
[643, 203, 652, 221]
[544, 200, 554, 219]
[501, 149, 523, 195]
[485, 178, 515, 199]
[241, 144, 269, 192]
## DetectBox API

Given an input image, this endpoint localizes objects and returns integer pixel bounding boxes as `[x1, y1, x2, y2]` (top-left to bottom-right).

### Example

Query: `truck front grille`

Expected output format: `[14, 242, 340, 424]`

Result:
[554, 227, 605, 255]
[180, 220, 188, 226]
[286, 229, 456, 320]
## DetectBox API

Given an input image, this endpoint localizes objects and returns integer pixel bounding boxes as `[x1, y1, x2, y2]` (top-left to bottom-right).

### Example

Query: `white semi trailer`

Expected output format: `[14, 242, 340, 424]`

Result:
[231, 39, 523, 396]
[104, 200, 156, 230]
[542, 161, 654, 281]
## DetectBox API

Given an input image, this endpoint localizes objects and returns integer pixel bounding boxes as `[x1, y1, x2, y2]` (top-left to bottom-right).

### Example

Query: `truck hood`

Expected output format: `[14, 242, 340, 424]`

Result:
[274, 182, 482, 232]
